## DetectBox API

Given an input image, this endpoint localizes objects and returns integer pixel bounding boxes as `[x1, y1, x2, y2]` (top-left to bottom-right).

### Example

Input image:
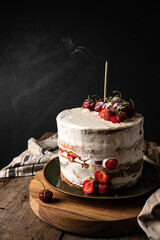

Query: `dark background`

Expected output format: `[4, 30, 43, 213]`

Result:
[0, 2, 160, 169]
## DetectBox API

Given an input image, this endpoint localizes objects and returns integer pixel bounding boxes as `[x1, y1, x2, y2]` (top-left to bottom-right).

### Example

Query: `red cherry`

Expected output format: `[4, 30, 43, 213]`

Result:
[119, 111, 127, 122]
[83, 180, 94, 194]
[94, 102, 104, 112]
[111, 115, 120, 123]
[126, 107, 136, 118]
[35, 178, 53, 203]
[82, 101, 90, 109]
[67, 153, 76, 160]
[98, 183, 113, 195]
[105, 158, 118, 170]
[104, 109, 113, 121]
[95, 170, 108, 183]
[89, 101, 95, 111]
[82, 101, 95, 111]
[98, 108, 108, 118]
[112, 96, 121, 105]
[39, 190, 53, 203]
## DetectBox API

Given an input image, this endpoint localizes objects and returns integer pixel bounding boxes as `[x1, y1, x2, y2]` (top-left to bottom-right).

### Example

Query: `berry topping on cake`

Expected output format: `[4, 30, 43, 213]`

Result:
[98, 183, 113, 195]
[98, 108, 108, 118]
[94, 101, 104, 112]
[83, 180, 94, 194]
[111, 115, 120, 123]
[105, 158, 118, 170]
[82, 91, 136, 123]
[59, 148, 64, 153]
[119, 111, 127, 122]
[104, 109, 113, 121]
[82, 95, 95, 111]
[95, 170, 109, 183]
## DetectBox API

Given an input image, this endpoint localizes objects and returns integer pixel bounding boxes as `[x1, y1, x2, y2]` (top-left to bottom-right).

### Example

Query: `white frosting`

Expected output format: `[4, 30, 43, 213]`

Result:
[57, 108, 143, 162]
[57, 107, 144, 189]
[57, 107, 142, 130]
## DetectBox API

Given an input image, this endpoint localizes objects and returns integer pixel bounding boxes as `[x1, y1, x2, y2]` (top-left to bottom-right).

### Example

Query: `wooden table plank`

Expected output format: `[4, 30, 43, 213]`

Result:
[0, 176, 62, 240]
[62, 232, 148, 240]
[0, 175, 149, 240]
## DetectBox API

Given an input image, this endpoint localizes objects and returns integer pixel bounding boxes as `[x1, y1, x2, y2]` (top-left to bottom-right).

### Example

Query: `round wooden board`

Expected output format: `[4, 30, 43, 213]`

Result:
[29, 170, 148, 237]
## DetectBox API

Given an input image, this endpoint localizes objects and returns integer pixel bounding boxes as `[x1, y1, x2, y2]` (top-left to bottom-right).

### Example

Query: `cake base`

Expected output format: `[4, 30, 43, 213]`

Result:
[29, 170, 150, 237]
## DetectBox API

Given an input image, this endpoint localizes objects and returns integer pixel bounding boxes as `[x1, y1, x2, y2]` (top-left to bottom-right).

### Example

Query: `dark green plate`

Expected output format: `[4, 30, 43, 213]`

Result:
[43, 158, 159, 199]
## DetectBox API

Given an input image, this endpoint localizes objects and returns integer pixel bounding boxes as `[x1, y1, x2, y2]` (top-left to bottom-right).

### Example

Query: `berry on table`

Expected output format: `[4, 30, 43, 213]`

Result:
[35, 178, 53, 203]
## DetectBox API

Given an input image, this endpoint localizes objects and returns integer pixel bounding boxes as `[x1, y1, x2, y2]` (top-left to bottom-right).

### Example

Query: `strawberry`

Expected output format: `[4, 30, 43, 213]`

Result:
[98, 183, 113, 195]
[83, 180, 94, 194]
[98, 108, 108, 118]
[95, 170, 108, 183]
[67, 153, 76, 160]
[105, 158, 118, 170]
[59, 148, 64, 153]
[111, 115, 120, 123]
[119, 111, 127, 122]
[104, 109, 113, 121]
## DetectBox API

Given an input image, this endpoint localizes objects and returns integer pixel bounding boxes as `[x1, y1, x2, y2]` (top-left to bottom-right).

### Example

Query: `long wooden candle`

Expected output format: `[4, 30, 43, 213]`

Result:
[103, 60, 108, 102]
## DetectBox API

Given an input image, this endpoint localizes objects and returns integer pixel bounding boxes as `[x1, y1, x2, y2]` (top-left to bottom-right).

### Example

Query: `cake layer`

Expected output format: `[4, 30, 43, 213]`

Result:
[57, 108, 143, 158]
[59, 137, 143, 165]
[59, 154, 143, 189]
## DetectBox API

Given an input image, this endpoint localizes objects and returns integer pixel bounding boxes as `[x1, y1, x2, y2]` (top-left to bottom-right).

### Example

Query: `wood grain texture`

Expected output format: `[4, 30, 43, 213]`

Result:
[0, 176, 62, 240]
[29, 170, 150, 237]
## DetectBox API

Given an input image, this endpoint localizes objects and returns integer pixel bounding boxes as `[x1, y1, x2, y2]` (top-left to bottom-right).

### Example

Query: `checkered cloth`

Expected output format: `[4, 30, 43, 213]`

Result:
[0, 133, 58, 178]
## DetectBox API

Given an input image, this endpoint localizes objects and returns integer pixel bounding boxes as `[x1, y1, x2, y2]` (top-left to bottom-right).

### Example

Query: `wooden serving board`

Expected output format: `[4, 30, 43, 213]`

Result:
[29, 170, 150, 237]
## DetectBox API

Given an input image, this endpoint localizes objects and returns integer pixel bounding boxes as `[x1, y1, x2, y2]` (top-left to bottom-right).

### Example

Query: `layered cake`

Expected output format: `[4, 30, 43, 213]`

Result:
[56, 93, 144, 195]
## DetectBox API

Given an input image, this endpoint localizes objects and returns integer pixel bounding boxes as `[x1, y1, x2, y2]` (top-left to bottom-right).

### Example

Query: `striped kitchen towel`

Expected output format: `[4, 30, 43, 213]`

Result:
[0, 133, 58, 178]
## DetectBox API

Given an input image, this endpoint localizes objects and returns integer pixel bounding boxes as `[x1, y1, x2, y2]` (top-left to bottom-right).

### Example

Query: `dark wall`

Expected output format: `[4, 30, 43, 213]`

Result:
[0, 3, 160, 169]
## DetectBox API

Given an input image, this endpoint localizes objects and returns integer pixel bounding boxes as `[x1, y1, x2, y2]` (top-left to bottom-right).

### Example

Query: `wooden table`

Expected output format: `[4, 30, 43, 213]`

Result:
[0, 174, 150, 240]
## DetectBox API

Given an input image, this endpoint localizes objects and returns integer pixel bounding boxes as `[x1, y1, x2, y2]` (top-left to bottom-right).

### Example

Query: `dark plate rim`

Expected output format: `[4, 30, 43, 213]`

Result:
[43, 158, 160, 200]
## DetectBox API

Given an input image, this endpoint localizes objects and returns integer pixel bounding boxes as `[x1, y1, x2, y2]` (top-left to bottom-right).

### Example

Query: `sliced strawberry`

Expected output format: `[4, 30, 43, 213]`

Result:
[98, 108, 108, 118]
[119, 111, 127, 122]
[104, 109, 113, 121]
[67, 153, 76, 160]
[95, 170, 108, 183]
[105, 158, 118, 170]
[98, 183, 113, 195]
[111, 115, 120, 123]
[83, 180, 94, 194]
[59, 148, 64, 153]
